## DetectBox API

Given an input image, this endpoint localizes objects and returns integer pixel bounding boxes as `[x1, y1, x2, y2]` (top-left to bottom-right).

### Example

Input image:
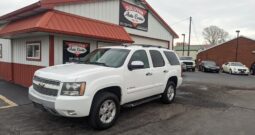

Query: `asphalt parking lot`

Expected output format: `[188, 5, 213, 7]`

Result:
[0, 72, 255, 135]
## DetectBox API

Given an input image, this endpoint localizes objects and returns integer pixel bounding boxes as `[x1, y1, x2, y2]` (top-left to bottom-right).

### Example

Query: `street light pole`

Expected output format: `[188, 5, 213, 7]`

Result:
[182, 34, 185, 56]
[188, 16, 192, 56]
[235, 30, 240, 62]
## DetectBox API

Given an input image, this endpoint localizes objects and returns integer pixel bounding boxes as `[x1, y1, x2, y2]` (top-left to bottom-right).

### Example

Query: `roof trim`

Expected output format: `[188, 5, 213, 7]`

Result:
[198, 36, 255, 54]
[0, 2, 41, 20]
[0, 10, 134, 43]
[141, 0, 179, 38]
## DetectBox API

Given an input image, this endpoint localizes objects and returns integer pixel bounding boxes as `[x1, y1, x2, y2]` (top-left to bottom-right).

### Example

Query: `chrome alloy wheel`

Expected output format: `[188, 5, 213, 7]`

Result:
[167, 85, 175, 101]
[99, 100, 116, 124]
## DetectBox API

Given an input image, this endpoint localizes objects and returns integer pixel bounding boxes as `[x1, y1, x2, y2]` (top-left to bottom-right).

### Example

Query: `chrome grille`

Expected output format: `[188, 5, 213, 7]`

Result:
[33, 83, 58, 96]
[183, 62, 193, 65]
[33, 76, 60, 86]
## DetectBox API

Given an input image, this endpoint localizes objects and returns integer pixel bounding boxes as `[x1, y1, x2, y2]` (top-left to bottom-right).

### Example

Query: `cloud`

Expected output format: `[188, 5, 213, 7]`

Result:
[0, 0, 254, 45]
[146, 0, 255, 44]
[0, 0, 38, 16]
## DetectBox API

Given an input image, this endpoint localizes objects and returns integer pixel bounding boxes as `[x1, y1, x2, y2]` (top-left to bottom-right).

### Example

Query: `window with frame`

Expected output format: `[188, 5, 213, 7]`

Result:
[26, 42, 41, 61]
[0, 44, 2, 58]
[129, 50, 150, 69]
[164, 51, 180, 65]
[149, 50, 165, 67]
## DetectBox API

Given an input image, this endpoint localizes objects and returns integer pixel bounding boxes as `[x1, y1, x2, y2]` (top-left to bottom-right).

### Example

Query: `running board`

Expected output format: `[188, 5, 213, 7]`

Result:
[123, 95, 162, 108]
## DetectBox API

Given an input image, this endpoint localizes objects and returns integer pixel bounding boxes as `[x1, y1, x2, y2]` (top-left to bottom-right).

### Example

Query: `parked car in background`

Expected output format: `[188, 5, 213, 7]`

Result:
[179, 56, 196, 72]
[198, 60, 220, 73]
[251, 63, 255, 75]
[222, 62, 250, 75]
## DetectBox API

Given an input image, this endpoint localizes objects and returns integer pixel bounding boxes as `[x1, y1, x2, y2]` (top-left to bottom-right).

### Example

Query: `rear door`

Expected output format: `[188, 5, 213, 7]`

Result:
[148, 50, 168, 94]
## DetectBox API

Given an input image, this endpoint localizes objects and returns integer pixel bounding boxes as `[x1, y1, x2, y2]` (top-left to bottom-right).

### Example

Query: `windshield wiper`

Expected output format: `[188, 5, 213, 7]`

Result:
[88, 62, 109, 67]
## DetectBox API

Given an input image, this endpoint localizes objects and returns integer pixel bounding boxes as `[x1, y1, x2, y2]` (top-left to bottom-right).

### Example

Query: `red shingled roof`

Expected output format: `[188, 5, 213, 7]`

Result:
[0, 0, 178, 38]
[0, 11, 133, 43]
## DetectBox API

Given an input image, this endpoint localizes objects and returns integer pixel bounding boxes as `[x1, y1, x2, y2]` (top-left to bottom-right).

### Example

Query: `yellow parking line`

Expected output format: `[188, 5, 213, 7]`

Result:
[0, 95, 17, 109]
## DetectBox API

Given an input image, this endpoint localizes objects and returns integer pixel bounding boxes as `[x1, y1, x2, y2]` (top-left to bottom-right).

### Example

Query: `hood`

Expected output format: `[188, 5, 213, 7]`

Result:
[35, 64, 110, 82]
[205, 65, 219, 68]
[230, 66, 248, 70]
[180, 60, 195, 63]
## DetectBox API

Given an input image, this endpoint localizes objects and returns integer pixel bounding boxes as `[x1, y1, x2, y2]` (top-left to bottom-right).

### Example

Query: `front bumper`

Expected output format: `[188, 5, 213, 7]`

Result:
[186, 65, 195, 69]
[29, 87, 92, 117]
[205, 68, 220, 72]
[232, 70, 249, 75]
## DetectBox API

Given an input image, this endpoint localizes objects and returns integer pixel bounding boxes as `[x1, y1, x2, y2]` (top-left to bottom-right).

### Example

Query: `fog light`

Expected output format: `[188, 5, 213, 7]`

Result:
[67, 110, 77, 116]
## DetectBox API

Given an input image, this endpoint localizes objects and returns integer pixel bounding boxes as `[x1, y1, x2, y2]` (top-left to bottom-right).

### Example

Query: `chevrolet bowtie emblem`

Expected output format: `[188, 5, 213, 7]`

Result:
[38, 83, 46, 87]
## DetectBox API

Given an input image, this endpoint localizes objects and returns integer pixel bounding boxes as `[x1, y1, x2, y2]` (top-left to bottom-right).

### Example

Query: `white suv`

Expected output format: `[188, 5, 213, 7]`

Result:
[29, 45, 183, 129]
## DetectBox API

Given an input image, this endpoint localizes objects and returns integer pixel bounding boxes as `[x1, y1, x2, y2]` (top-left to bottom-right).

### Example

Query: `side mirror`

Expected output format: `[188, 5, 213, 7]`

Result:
[129, 61, 144, 70]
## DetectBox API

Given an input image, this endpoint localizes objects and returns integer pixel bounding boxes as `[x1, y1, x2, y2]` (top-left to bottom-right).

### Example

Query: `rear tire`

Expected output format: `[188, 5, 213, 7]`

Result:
[89, 92, 120, 130]
[161, 81, 176, 104]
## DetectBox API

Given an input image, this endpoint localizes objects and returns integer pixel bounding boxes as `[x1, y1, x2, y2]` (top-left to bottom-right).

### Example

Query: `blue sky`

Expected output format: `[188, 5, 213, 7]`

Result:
[0, 0, 254, 45]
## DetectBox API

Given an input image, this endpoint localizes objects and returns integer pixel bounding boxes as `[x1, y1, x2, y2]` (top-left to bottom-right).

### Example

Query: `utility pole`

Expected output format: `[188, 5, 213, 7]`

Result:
[187, 17, 192, 56]
[235, 30, 240, 62]
[182, 34, 185, 56]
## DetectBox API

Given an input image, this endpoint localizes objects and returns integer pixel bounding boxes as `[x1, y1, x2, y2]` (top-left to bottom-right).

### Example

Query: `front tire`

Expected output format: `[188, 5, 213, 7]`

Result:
[161, 81, 176, 104]
[230, 69, 233, 74]
[89, 92, 120, 130]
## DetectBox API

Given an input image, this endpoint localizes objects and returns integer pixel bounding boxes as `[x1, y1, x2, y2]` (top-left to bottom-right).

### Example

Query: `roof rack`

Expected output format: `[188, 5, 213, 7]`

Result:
[122, 44, 167, 49]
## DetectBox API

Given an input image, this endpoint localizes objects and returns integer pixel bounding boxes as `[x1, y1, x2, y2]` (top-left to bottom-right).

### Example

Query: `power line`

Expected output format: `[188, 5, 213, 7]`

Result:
[191, 19, 202, 45]
[171, 17, 190, 26]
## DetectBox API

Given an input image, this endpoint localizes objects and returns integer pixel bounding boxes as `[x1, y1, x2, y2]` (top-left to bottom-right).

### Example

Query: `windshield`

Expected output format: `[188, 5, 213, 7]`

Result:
[204, 61, 216, 66]
[81, 48, 130, 68]
[180, 57, 193, 60]
[230, 62, 244, 67]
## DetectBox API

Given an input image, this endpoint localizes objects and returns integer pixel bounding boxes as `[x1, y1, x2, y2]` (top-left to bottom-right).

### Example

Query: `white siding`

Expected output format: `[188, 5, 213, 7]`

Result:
[54, 0, 174, 44]
[0, 39, 11, 63]
[131, 35, 169, 48]
[12, 36, 49, 66]
[97, 42, 121, 48]
[55, 0, 119, 24]
[54, 35, 97, 65]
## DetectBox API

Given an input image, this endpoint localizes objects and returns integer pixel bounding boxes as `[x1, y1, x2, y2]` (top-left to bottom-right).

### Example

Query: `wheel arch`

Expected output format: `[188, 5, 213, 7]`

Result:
[93, 86, 122, 103]
[167, 76, 178, 87]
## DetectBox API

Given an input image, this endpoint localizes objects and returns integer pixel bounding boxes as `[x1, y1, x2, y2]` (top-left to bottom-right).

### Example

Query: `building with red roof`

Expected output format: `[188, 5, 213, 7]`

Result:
[0, 0, 178, 87]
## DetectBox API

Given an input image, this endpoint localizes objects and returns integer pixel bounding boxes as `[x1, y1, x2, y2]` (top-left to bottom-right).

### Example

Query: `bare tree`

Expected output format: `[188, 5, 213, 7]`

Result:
[202, 26, 229, 45]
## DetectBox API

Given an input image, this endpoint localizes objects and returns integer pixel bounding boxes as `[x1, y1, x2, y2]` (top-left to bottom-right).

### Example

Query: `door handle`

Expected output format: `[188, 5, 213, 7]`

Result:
[163, 70, 169, 73]
[146, 72, 153, 76]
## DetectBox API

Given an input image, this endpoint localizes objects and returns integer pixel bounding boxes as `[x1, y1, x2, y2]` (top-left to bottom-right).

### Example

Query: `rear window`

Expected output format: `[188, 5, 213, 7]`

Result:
[149, 50, 165, 67]
[164, 51, 180, 65]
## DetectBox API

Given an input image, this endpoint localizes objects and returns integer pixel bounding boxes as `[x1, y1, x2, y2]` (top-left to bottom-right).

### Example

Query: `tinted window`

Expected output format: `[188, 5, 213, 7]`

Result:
[150, 50, 165, 67]
[129, 50, 149, 68]
[164, 51, 180, 65]
[180, 56, 193, 60]
[83, 48, 130, 68]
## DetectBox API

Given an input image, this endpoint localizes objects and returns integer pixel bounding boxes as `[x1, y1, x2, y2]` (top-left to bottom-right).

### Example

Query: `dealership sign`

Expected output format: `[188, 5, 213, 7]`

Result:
[66, 42, 89, 56]
[119, 1, 148, 31]
[63, 41, 90, 64]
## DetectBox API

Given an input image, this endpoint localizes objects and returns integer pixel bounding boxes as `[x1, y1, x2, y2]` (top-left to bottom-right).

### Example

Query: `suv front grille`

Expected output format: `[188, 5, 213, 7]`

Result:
[33, 76, 60, 86]
[33, 83, 58, 96]
[238, 69, 246, 72]
[183, 62, 193, 65]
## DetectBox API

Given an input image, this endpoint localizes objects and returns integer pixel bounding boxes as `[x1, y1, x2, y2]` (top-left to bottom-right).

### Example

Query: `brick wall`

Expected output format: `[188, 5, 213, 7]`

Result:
[197, 37, 255, 68]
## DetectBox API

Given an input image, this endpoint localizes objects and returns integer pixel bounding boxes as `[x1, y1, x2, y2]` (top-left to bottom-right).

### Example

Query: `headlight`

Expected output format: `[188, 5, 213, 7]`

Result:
[61, 82, 86, 96]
